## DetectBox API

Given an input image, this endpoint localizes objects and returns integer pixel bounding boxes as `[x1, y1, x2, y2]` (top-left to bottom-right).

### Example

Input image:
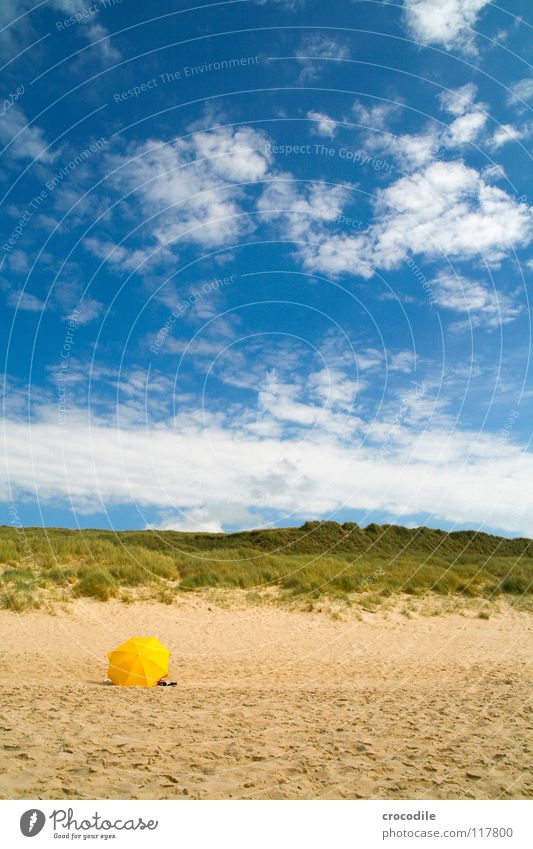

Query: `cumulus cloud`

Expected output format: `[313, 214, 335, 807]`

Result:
[297, 230, 374, 279]
[445, 110, 487, 146]
[258, 178, 374, 278]
[255, 93, 531, 332]
[438, 83, 480, 116]
[352, 101, 403, 130]
[371, 160, 533, 267]
[488, 123, 528, 150]
[263, 160, 532, 284]
[367, 83, 531, 171]
[403, 0, 491, 51]
[307, 110, 337, 137]
[435, 84, 489, 147]
[96, 125, 272, 262]
[363, 85, 488, 174]
[258, 178, 351, 236]
[373, 130, 440, 171]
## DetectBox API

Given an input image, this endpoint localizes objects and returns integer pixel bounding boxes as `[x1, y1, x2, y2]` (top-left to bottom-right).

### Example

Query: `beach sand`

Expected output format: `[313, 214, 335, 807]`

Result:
[0, 597, 531, 800]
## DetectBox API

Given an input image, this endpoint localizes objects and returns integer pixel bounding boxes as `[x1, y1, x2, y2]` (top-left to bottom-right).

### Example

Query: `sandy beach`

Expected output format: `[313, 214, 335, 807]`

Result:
[0, 598, 531, 800]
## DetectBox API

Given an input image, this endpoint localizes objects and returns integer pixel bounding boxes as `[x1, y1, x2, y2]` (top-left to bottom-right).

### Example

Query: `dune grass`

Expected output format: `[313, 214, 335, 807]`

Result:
[0, 522, 531, 611]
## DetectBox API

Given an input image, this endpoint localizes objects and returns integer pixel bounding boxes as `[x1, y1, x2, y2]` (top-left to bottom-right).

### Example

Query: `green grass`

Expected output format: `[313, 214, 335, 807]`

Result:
[74, 567, 117, 601]
[0, 521, 530, 609]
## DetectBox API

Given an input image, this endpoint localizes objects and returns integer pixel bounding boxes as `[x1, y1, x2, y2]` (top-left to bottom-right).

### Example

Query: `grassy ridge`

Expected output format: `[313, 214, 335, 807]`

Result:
[0, 521, 532, 611]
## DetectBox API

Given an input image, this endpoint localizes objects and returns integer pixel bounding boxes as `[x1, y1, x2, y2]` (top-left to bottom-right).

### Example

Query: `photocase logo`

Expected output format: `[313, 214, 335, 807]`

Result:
[20, 809, 46, 837]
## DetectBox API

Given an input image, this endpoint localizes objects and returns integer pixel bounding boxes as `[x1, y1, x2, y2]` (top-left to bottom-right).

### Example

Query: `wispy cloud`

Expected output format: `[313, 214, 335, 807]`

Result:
[50, 0, 121, 61]
[507, 77, 533, 112]
[0, 105, 54, 163]
[429, 272, 523, 329]
[296, 34, 350, 82]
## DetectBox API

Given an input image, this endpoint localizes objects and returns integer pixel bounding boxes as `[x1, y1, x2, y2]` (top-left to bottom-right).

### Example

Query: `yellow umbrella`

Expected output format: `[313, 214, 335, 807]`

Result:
[107, 637, 170, 687]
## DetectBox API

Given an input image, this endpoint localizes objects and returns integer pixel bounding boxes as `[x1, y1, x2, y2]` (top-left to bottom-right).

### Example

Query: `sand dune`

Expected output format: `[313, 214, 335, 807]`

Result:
[0, 597, 531, 799]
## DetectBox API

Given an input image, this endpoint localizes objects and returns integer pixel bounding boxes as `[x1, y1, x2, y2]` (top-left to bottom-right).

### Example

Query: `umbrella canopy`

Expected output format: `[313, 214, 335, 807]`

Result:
[107, 636, 170, 687]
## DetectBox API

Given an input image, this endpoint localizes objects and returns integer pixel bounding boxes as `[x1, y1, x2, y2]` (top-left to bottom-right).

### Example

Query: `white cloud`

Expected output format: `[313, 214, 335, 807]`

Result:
[0, 0, 34, 58]
[488, 123, 527, 150]
[192, 126, 271, 182]
[482, 163, 506, 182]
[0, 105, 54, 162]
[364, 85, 487, 173]
[53, 279, 104, 324]
[84, 22, 121, 62]
[257, 369, 329, 428]
[307, 110, 337, 138]
[297, 230, 374, 279]
[298, 34, 349, 61]
[354, 348, 385, 372]
[253, 366, 365, 436]
[297, 34, 350, 81]
[253, 0, 305, 7]
[438, 83, 479, 116]
[152, 504, 266, 534]
[389, 351, 417, 373]
[258, 158, 532, 309]
[258, 178, 374, 278]
[352, 101, 402, 130]
[445, 110, 486, 146]
[507, 78, 533, 110]
[84, 237, 171, 273]
[5, 252, 30, 274]
[347, 348, 417, 374]
[270, 160, 532, 283]
[436, 84, 488, 147]
[403, 0, 491, 51]
[372, 160, 533, 267]
[103, 126, 272, 255]
[373, 130, 440, 170]
[430, 272, 522, 328]
[258, 177, 350, 236]
[3, 408, 533, 535]
[51, 0, 121, 61]
[4, 273, 103, 323]
[6, 290, 44, 312]
[69, 299, 102, 323]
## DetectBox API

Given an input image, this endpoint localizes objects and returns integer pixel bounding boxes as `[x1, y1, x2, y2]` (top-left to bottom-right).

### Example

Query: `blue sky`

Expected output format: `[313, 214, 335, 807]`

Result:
[1, 0, 532, 534]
